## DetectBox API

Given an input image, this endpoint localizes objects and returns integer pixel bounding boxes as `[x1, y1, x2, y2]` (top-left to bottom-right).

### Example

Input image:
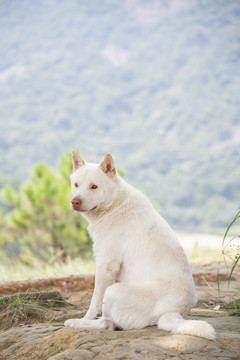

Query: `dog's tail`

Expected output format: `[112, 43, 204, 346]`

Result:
[158, 312, 216, 340]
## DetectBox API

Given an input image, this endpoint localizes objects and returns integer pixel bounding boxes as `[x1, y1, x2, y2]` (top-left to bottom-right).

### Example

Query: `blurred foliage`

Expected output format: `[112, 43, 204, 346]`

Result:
[0, 0, 239, 231]
[221, 210, 240, 285]
[0, 151, 91, 265]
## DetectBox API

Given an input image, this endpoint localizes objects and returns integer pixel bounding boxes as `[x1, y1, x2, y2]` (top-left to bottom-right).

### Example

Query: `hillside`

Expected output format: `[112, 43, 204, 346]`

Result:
[0, 0, 240, 231]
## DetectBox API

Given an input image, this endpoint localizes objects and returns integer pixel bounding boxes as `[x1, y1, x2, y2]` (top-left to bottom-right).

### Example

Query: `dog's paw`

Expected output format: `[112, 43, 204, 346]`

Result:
[64, 318, 83, 328]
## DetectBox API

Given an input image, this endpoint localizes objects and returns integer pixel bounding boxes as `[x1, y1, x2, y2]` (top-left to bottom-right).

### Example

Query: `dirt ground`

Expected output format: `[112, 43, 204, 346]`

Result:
[0, 264, 239, 360]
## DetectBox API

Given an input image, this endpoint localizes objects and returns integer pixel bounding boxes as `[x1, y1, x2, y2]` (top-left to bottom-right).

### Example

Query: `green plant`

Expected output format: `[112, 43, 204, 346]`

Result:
[1, 151, 91, 265]
[221, 210, 240, 284]
[221, 299, 240, 316]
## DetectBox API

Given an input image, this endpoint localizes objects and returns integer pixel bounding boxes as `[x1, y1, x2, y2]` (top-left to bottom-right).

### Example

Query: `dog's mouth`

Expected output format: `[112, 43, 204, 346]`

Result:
[72, 205, 97, 212]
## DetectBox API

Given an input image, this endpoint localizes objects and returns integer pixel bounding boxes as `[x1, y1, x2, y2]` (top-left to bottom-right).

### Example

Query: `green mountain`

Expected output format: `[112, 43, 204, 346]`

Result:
[0, 0, 240, 231]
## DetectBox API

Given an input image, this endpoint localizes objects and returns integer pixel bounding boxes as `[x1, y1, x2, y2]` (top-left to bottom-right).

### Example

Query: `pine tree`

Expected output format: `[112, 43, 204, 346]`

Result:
[1, 151, 91, 265]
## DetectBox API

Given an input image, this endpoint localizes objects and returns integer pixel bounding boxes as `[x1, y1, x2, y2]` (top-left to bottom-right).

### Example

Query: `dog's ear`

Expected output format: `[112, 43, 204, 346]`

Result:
[100, 154, 116, 177]
[72, 151, 86, 172]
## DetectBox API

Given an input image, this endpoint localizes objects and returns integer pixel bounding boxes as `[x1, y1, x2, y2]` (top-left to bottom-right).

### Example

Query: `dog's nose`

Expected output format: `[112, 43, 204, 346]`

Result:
[71, 198, 82, 207]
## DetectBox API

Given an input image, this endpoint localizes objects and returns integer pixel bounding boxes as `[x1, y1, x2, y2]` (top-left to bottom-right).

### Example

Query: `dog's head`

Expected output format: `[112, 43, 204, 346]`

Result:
[70, 151, 118, 214]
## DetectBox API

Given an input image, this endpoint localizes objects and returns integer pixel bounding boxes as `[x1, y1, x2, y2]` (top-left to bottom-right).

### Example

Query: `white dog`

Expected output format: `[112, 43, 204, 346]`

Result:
[64, 151, 215, 340]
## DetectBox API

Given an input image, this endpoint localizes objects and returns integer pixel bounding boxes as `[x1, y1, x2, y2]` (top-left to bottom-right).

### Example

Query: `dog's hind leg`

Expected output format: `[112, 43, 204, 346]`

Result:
[65, 282, 157, 330]
[101, 282, 158, 330]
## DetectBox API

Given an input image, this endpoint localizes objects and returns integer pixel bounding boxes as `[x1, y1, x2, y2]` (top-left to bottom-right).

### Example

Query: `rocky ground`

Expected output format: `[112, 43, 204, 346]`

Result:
[0, 264, 239, 360]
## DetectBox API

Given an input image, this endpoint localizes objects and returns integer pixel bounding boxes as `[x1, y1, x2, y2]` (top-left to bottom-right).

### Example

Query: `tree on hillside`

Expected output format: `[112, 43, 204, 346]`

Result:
[1, 151, 91, 265]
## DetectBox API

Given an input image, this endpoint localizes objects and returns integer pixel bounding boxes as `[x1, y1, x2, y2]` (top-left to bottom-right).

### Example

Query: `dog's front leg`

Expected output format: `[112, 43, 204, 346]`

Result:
[84, 259, 120, 320]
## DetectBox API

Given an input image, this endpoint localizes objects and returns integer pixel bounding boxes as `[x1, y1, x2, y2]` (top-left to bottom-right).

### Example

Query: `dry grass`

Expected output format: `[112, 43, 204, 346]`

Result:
[0, 291, 66, 330]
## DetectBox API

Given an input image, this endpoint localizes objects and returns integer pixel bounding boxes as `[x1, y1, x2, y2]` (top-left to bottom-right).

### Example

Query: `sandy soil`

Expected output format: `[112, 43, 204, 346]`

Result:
[0, 265, 239, 360]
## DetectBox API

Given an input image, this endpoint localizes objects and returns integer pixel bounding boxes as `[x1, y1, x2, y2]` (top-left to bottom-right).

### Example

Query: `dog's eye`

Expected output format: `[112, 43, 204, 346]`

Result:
[91, 184, 98, 190]
[74, 183, 79, 188]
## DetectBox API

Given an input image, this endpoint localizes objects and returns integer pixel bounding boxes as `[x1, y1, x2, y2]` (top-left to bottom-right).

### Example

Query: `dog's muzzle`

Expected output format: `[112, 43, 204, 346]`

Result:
[71, 198, 97, 212]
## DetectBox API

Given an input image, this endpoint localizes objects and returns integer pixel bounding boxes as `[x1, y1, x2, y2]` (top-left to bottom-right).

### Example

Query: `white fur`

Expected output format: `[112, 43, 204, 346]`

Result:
[64, 153, 216, 340]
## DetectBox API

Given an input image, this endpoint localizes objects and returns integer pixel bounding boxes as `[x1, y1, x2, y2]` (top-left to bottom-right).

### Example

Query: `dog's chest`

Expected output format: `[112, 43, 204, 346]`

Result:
[89, 221, 127, 259]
